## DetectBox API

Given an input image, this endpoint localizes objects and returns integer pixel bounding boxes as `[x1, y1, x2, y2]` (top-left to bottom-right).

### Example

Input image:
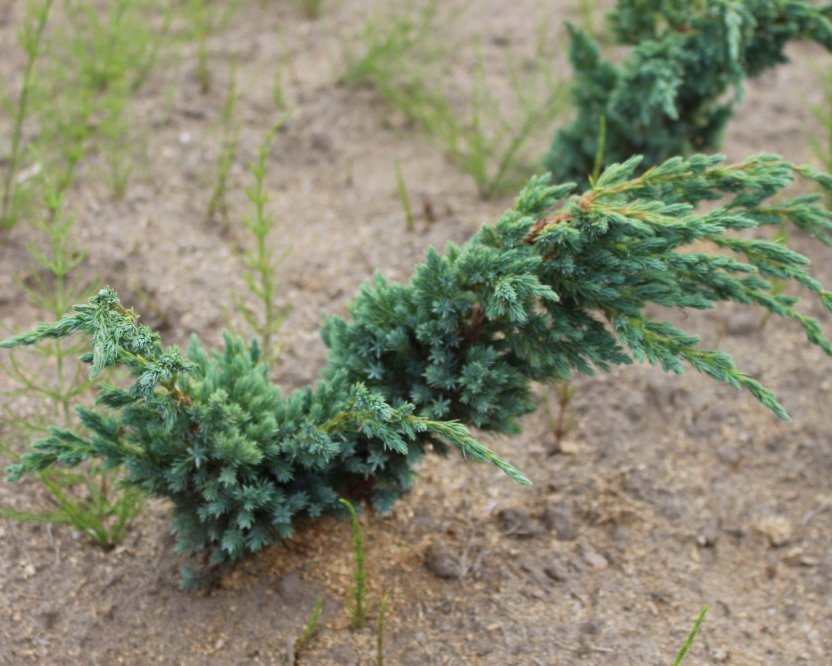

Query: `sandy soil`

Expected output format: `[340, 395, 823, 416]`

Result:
[1, 1, 832, 664]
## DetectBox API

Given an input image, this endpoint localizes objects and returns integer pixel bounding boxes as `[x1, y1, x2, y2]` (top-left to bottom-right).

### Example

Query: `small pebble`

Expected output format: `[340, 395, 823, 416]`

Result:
[424, 543, 465, 579]
[756, 515, 794, 547]
[497, 508, 539, 538]
[724, 310, 759, 336]
[697, 521, 720, 548]
[542, 504, 578, 541]
[275, 571, 307, 603]
[543, 560, 569, 582]
[582, 547, 609, 571]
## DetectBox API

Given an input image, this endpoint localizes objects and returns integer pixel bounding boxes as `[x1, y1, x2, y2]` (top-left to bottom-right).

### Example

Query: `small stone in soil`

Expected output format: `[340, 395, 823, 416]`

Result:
[542, 504, 578, 541]
[520, 562, 552, 588]
[724, 310, 759, 336]
[38, 611, 60, 631]
[712, 648, 729, 662]
[755, 515, 794, 547]
[543, 560, 569, 582]
[697, 521, 720, 548]
[579, 621, 599, 636]
[275, 571, 307, 603]
[424, 543, 465, 579]
[497, 508, 539, 538]
[645, 374, 687, 410]
[325, 645, 357, 663]
[581, 546, 609, 571]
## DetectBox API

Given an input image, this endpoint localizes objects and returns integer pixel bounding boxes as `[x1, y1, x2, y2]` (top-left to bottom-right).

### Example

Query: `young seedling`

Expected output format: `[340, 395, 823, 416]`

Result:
[810, 66, 832, 206]
[46, 0, 171, 200]
[183, 0, 239, 94]
[99, 81, 137, 200]
[295, 0, 324, 20]
[1, 0, 54, 231]
[672, 606, 709, 665]
[343, 2, 569, 198]
[64, 0, 165, 94]
[232, 123, 291, 364]
[292, 596, 324, 665]
[572, 0, 610, 44]
[341, 0, 445, 91]
[394, 160, 415, 232]
[189, 0, 211, 94]
[208, 60, 240, 223]
[543, 381, 577, 455]
[339, 498, 366, 630]
[376, 595, 390, 666]
[272, 61, 288, 113]
[272, 26, 299, 113]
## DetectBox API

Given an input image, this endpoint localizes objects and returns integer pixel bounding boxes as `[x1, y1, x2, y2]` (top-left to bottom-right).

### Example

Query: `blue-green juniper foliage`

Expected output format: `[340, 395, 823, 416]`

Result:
[3, 153, 832, 583]
[546, 0, 832, 182]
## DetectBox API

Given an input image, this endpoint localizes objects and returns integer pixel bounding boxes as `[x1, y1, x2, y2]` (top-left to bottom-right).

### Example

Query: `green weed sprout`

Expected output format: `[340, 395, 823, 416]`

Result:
[343, 1, 568, 198]
[672, 606, 709, 665]
[292, 596, 324, 663]
[184, 0, 238, 94]
[340, 498, 367, 629]
[810, 65, 832, 206]
[64, 0, 167, 94]
[376, 595, 390, 666]
[394, 160, 415, 232]
[209, 60, 241, 223]
[0, 0, 54, 230]
[295, 0, 324, 20]
[231, 124, 291, 364]
[572, 0, 609, 44]
[547, 0, 832, 183]
[189, 0, 212, 93]
[3, 154, 832, 583]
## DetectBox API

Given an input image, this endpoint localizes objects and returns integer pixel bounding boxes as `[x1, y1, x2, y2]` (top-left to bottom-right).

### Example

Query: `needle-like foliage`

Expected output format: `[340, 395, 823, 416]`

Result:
[546, 0, 832, 182]
[3, 153, 832, 584]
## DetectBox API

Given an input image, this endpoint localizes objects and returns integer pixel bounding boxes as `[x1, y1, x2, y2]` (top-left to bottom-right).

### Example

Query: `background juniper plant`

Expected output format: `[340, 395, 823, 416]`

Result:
[4, 154, 832, 583]
[546, 0, 832, 183]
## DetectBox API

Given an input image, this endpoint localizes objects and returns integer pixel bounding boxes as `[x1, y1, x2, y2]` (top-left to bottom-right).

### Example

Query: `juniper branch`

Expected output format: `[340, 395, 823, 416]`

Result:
[546, 0, 832, 182]
[3, 153, 832, 582]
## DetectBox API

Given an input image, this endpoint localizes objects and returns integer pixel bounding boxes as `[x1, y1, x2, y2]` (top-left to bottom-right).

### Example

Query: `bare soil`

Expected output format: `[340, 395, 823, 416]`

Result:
[1, 2, 832, 664]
